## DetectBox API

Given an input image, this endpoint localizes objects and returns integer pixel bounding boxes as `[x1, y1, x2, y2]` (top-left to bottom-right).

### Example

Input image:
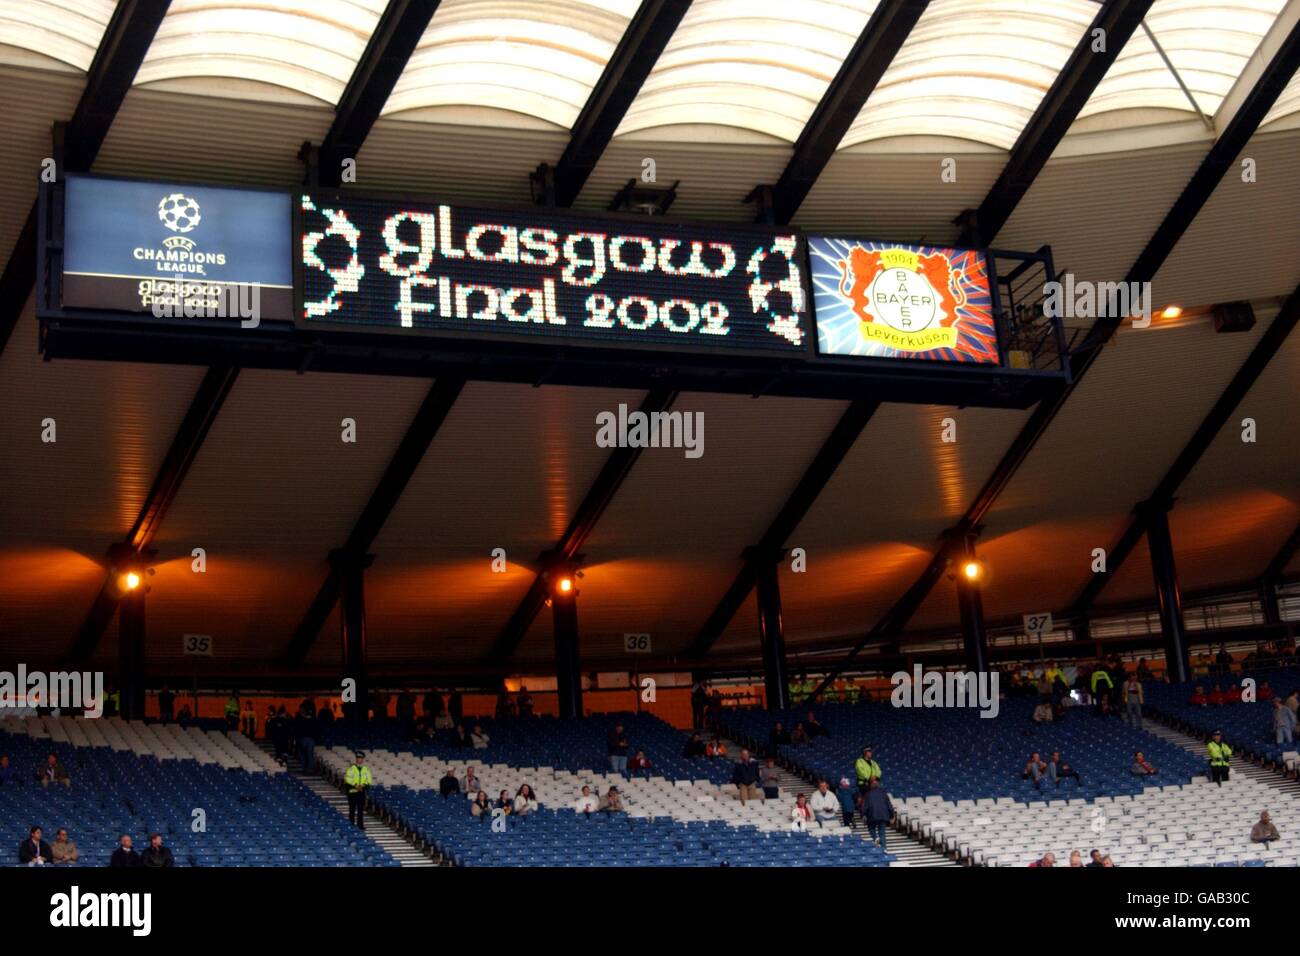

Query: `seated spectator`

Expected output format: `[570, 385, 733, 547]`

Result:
[836, 778, 858, 828]
[1032, 701, 1054, 723]
[1100, 855, 1116, 867]
[1208, 685, 1226, 706]
[1189, 686, 1208, 707]
[1069, 850, 1083, 867]
[628, 749, 653, 779]
[439, 769, 461, 798]
[50, 828, 78, 864]
[1048, 751, 1081, 787]
[791, 793, 813, 828]
[705, 737, 728, 759]
[1222, 682, 1241, 704]
[449, 723, 471, 748]
[682, 732, 706, 759]
[599, 786, 624, 813]
[731, 748, 762, 805]
[141, 833, 174, 868]
[513, 784, 538, 815]
[1087, 849, 1103, 867]
[462, 767, 482, 796]
[759, 758, 781, 800]
[768, 721, 790, 752]
[109, 835, 140, 868]
[804, 711, 829, 739]
[0, 754, 15, 787]
[470, 791, 491, 818]
[494, 790, 513, 817]
[1029, 852, 1056, 868]
[18, 826, 51, 866]
[789, 723, 810, 745]
[1274, 698, 1296, 745]
[573, 785, 598, 814]
[36, 752, 70, 789]
[1131, 751, 1157, 776]
[862, 778, 895, 849]
[517, 690, 535, 717]
[1023, 752, 1048, 789]
[469, 724, 490, 749]
[1251, 810, 1280, 845]
[433, 711, 454, 731]
[1259, 681, 1276, 702]
[810, 779, 839, 826]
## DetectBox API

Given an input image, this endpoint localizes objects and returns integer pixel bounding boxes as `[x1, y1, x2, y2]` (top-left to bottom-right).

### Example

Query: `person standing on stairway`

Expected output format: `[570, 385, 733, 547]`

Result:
[345, 751, 373, 831]
[1207, 730, 1232, 786]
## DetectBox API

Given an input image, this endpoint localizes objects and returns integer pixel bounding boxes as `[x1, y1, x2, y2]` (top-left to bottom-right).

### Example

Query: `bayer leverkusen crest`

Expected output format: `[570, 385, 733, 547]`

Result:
[809, 238, 998, 364]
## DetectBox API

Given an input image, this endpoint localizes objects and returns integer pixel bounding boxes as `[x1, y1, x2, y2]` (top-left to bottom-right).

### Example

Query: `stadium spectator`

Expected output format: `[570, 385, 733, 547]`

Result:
[426, 689, 447, 720]
[1207, 731, 1232, 786]
[1250, 810, 1280, 846]
[1023, 752, 1048, 789]
[1122, 675, 1144, 729]
[494, 790, 513, 816]
[837, 778, 858, 828]
[1032, 700, 1054, 723]
[1215, 645, 1233, 675]
[1090, 663, 1114, 714]
[1259, 681, 1275, 702]
[1189, 686, 1208, 707]
[241, 699, 256, 737]
[691, 680, 709, 728]
[449, 690, 464, 725]
[1286, 690, 1300, 717]
[516, 689, 534, 718]
[1068, 850, 1083, 867]
[705, 736, 727, 759]
[1131, 751, 1157, 776]
[855, 746, 882, 794]
[791, 793, 812, 828]
[759, 758, 781, 800]
[599, 786, 624, 813]
[433, 708, 454, 731]
[470, 723, 490, 750]
[810, 779, 839, 826]
[513, 784, 538, 815]
[574, 785, 598, 814]
[1273, 698, 1296, 745]
[1222, 681, 1241, 704]
[439, 769, 461, 798]
[18, 826, 51, 866]
[109, 835, 140, 868]
[345, 752, 372, 831]
[862, 778, 895, 849]
[176, 703, 192, 726]
[768, 721, 790, 752]
[1136, 658, 1154, 682]
[682, 732, 706, 759]
[224, 692, 240, 730]
[449, 724, 471, 748]
[1100, 855, 1116, 867]
[141, 833, 174, 868]
[396, 690, 416, 736]
[804, 711, 829, 739]
[1107, 656, 1128, 708]
[0, 754, 15, 786]
[471, 791, 491, 819]
[789, 723, 810, 745]
[318, 700, 336, 727]
[1208, 685, 1226, 706]
[628, 749, 653, 779]
[1048, 751, 1081, 787]
[158, 685, 175, 723]
[1029, 852, 1055, 868]
[50, 828, 77, 864]
[296, 701, 317, 772]
[731, 748, 762, 805]
[1087, 849, 1103, 867]
[270, 706, 290, 759]
[462, 767, 482, 796]
[607, 723, 630, 775]
[37, 752, 70, 789]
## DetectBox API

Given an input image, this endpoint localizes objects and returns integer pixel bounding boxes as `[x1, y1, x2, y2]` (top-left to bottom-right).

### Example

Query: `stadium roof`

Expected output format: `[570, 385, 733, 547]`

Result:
[0, 0, 1297, 678]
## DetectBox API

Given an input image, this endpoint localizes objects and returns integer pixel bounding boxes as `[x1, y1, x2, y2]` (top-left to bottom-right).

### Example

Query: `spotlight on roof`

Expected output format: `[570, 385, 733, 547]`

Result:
[122, 572, 141, 591]
[557, 577, 573, 594]
[961, 560, 986, 585]
[1159, 305, 1183, 320]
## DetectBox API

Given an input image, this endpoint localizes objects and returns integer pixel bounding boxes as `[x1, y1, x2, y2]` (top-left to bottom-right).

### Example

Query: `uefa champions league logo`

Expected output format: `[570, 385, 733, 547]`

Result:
[158, 193, 201, 233]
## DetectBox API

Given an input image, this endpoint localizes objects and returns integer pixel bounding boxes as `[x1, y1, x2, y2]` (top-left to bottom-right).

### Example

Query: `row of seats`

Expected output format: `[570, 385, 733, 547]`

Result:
[1146, 670, 1300, 764]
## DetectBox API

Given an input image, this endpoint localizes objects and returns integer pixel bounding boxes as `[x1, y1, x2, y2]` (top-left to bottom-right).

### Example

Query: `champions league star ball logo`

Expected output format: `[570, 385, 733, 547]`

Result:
[158, 193, 201, 234]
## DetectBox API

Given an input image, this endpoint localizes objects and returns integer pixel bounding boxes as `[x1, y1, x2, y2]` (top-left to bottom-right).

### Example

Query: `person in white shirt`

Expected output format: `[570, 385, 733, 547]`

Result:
[809, 778, 840, 825]
[573, 785, 598, 814]
[513, 783, 538, 815]
[470, 724, 490, 749]
[791, 793, 813, 829]
[462, 767, 482, 796]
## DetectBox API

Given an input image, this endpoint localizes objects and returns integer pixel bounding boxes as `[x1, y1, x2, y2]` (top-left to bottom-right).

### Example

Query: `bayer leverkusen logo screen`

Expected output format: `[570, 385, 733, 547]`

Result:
[61, 175, 293, 319]
[809, 237, 999, 364]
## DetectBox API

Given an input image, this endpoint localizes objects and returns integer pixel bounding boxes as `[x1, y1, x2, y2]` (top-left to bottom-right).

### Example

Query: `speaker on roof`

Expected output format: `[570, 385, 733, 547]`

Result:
[1212, 301, 1255, 333]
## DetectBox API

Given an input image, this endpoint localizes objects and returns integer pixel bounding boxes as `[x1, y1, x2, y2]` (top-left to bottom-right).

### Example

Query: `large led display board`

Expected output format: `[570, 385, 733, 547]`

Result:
[61, 175, 293, 319]
[298, 194, 809, 355]
[808, 237, 999, 364]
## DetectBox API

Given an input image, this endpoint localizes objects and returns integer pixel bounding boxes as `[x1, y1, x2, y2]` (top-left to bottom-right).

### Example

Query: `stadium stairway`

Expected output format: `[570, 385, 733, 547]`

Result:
[254, 739, 437, 867]
[1143, 719, 1300, 802]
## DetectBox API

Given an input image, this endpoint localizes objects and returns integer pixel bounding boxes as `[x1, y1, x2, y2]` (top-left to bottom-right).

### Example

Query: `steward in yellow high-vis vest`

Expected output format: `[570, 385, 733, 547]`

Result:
[1207, 731, 1232, 786]
[345, 752, 373, 830]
